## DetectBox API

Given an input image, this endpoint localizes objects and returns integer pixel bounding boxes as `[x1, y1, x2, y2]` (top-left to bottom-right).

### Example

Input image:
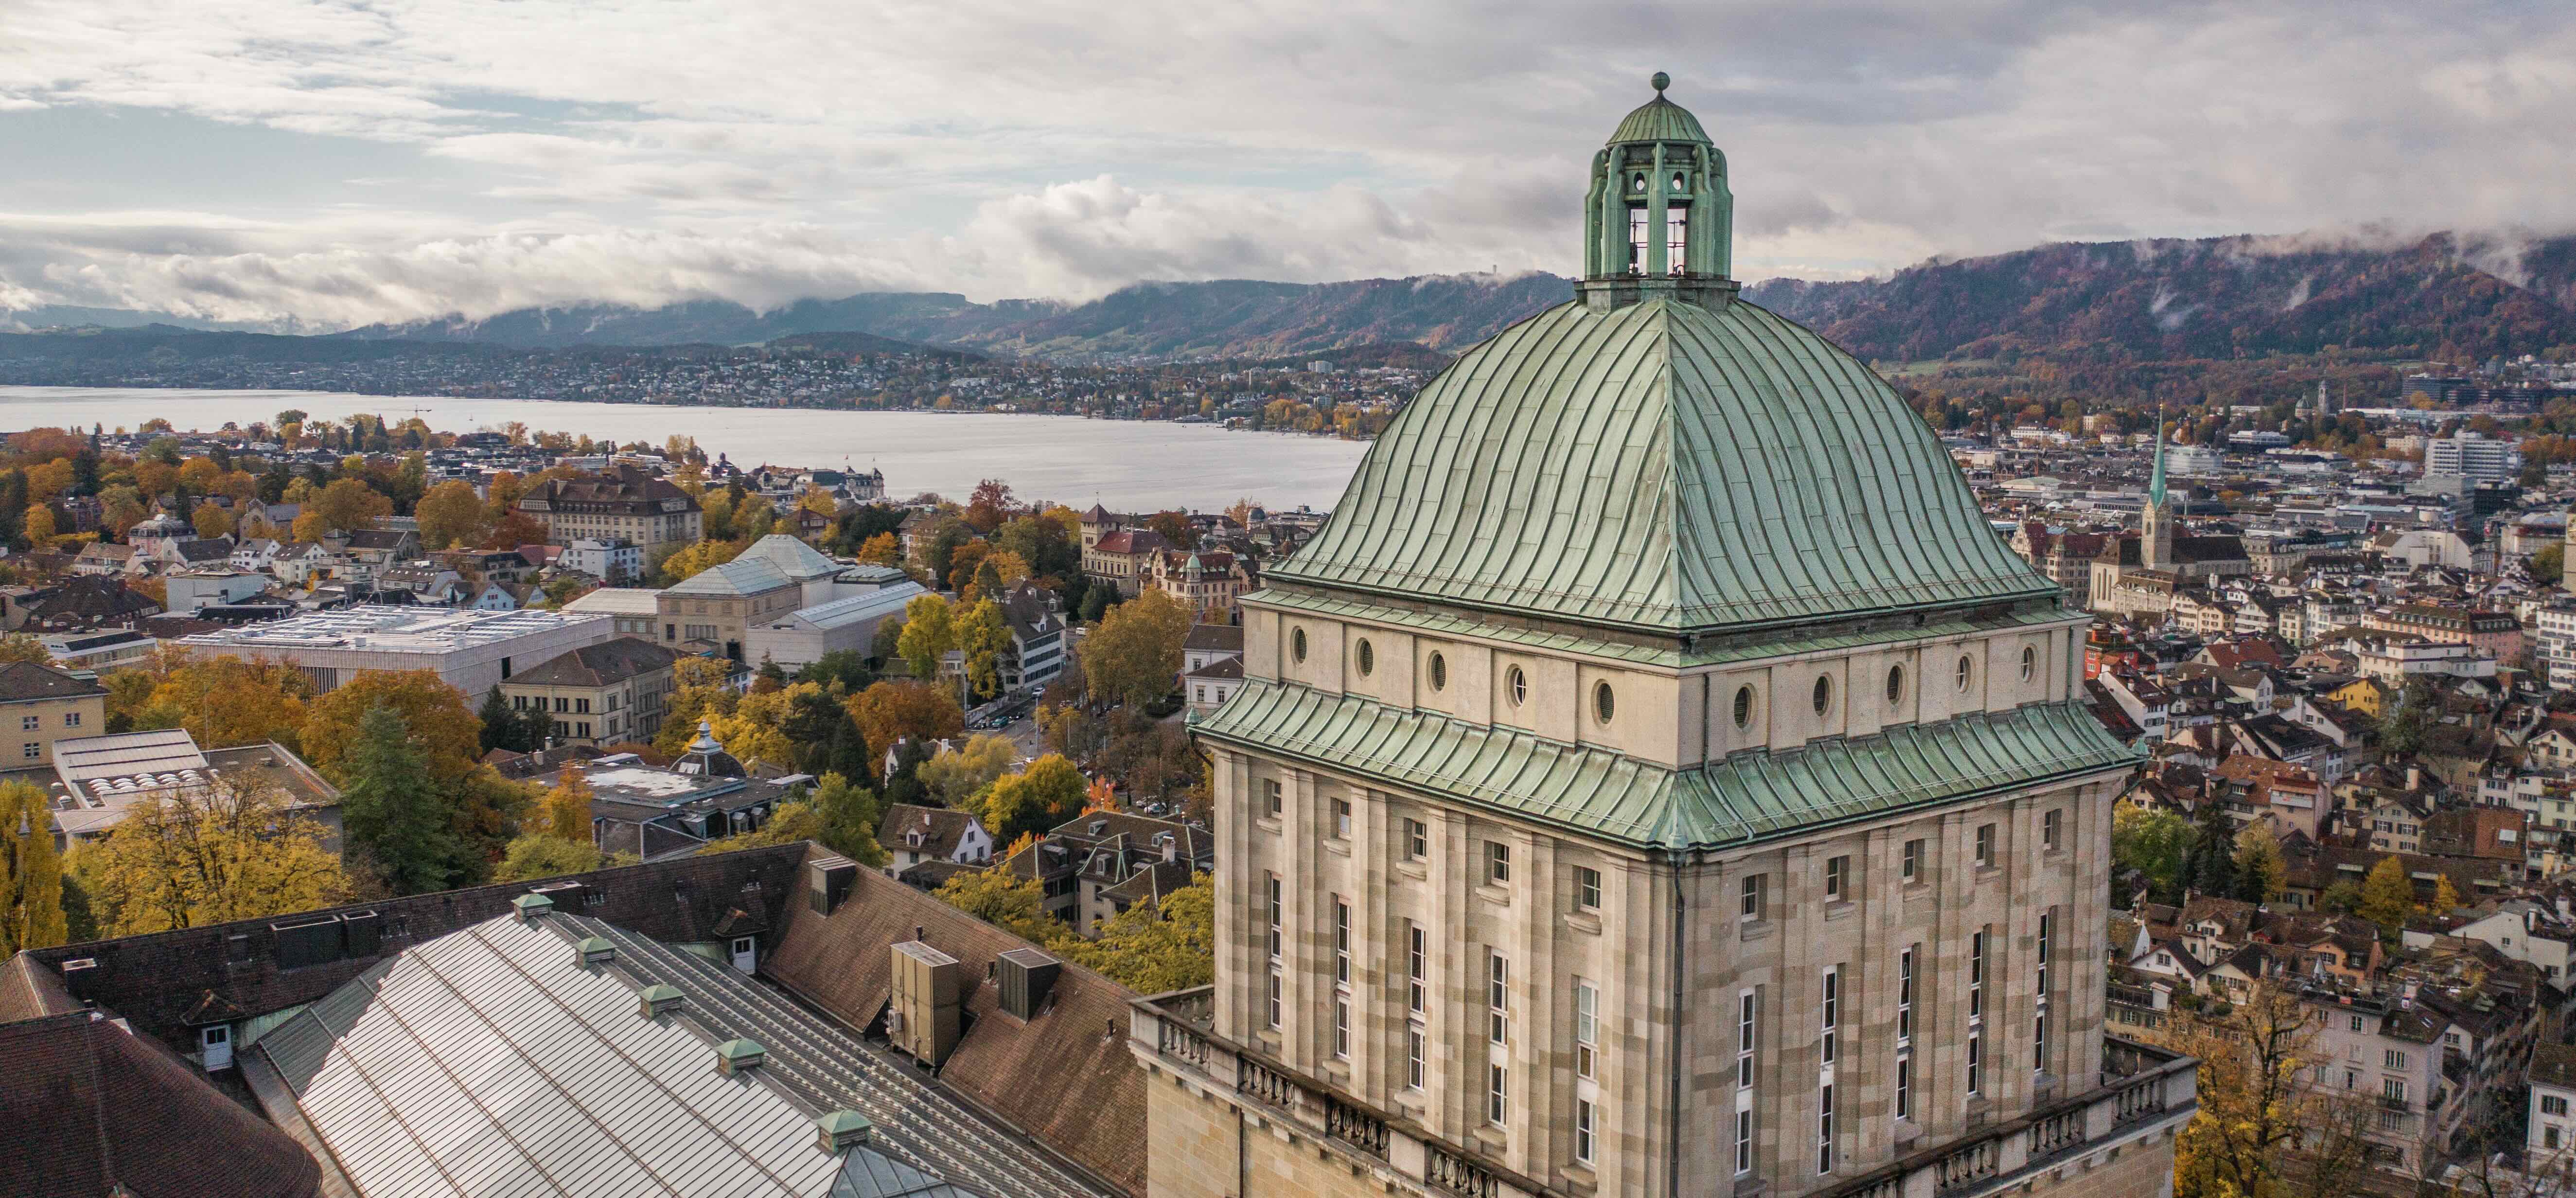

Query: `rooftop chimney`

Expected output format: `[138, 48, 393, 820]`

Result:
[714, 1038, 767, 1076]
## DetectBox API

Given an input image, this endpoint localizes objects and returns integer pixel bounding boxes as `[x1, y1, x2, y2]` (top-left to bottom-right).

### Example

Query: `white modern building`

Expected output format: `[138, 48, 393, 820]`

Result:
[2423, 429, 2516, 483]
[562, 586, 664, 639]
[175, 606, 616, 696]
[162, 569, 272, 613]
[742, 582, 925, 670]
[559, 537, 644, 584]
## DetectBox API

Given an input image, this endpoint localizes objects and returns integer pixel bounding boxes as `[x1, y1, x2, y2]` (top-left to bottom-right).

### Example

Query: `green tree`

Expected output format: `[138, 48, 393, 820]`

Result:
[478, 685, 526, 753]
[934, 869, 1069, 948]
[808, 773, 888, 867]
[980, 754, 1089, 844]
[2318, 879, 2364, 915]
[1, 780, 69, 953]
[917, 734, 1017, 808]
[2537, 542, 2566, 583]
[2232, 823, 2286, 904]
[2181, 800, 2238, 899]
[338, 705, 461, 895]
[2357, 856, 2417, 941]
[2112, 799, 2192, 905]
[898, 593, 955, 681]
[1079, 589, 1189, 707]
[2377, 679, 2438, 757]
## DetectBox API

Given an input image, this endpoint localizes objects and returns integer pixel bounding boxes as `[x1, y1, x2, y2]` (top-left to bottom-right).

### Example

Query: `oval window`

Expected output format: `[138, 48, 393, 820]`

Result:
[1291, 628, 1307, 663]
[1508, 666, 1528, 707]
[1594, 682, 1616, 725]
[1956, 654, 1975, 692]
[1812, 675, 1833, 716]
[2021, 645, 2037, 681]
[1631, 174, 1646, 192]
[1886, 664, 1906, 705]
[1357, 639, 1375, 677]
[1732, 685, 1754, 730]
[1429, 652, 1448, 692]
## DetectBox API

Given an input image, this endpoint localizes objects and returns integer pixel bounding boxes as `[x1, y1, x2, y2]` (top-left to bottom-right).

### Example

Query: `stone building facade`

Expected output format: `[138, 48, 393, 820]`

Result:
[1125, 75, 2194, 1198]
[515, 464, 703, 555]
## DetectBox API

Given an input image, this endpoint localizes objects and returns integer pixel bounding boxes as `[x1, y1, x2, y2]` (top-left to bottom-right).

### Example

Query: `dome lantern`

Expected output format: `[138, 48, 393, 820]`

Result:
[1579, 72, 1736, 311]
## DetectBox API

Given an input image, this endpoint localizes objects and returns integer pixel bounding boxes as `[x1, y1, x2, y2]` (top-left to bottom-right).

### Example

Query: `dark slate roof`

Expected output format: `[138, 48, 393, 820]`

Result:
[510, 635, 682, 688]
[341, 529, 414, 551]
[23, 576, 159, 623]
[0, 660, 107, 703]
[1182, 624, 1244, 654]
[0, 1011, 320, 1198]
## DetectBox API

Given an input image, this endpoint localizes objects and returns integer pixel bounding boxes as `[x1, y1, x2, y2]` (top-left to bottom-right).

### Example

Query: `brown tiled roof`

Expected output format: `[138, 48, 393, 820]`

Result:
[1090, 529, 1167, 556]
[0, 1011, 320, 1198]
[508, 635, 680, 688]
[878, 803, 983, 862]
[0, 953, 78, 1025]
[1182, 624, 1244, 654]
[764, 849, 1145, 1196]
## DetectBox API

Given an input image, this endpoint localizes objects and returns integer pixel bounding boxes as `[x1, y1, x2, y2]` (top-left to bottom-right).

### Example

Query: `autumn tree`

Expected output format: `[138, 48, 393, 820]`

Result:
[980, 753, 1089, 844]
[67, 779, 347, 935]
[964, 479, 1016, 534]
[0, 780, 69, 953]
[338, 704, 462, 895]
[191, 501, 233, 540]
[494, 834, 626, 882]
[2358, 855, 2418, 941]
[917, 734, 1017, 808]
[124, 655, 310, 751]
[897, 592, 956, 680]
[956, 598, 1010, 700]
[0, 633, 52, 665]
[300, 669, 483, 784]
[845, 680, 966, 777]
[289, 477, 392, 542]
[707, 681, 820, 771]
[543, 766, 597, 843]
[1081, 589, 1189, 707]
[1065, 874, 1214, 992]
[654, 656, 743, 757]
[2154, 983, 2378, 1198]
[934, 869, 1069, 948]
[415, 478, 489, 550]
[858, 532, 902, 566]
[22, 505, 54, 543]
[2430, 874, 2464, 916]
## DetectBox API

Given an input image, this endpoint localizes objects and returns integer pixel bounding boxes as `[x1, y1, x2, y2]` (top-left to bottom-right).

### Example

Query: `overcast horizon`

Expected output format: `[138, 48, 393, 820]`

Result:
[5, 0, 2575, 331]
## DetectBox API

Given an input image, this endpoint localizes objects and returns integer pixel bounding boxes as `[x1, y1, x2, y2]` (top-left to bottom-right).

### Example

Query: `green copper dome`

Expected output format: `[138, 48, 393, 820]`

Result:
[1269, 297, 2058, 634]
[1608, 92, 1709, 145]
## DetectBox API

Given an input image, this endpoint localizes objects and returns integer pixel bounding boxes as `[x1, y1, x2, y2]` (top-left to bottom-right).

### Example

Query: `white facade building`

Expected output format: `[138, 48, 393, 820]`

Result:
[176, 606, 615, 697]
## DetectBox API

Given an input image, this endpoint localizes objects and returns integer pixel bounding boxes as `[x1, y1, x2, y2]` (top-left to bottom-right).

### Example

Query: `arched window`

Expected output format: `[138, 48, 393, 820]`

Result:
[2020, 645, 2037, 681]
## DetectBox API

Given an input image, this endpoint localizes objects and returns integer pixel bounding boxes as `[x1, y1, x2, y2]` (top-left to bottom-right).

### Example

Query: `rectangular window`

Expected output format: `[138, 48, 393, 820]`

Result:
[1575, 1095, 1597, 1164]
[1976, 823, 1996, 867]
[2043, 807, 2063, 849]
[1740, 873, 1765, 920]
[1265, 875, 1282, 960]
[1333, 898, 1350, 986]
[1736, 989, 1757, 1090]
[1486, 840, 1511, 884]
[1404, 817, 1426, 860]
[61, 711, 78, 727]
[1263, 778, 1282, 816]
[1897, 945, 1916, 1043]
[19, 715, 35, 731]
[1490, 1063, 1509, 1125]
[1735, 1108, 1754, 1175]
[1267, 970, 1283, 1029]
[2034, 909, 2053, 1073]
[1824, 855, 1848, 902]
[1408, 923, 1427, 1013]
[1488, 952, 1509, 1045]
[1966, 1033, 1983, 1097]
[1407, 1025, 1426, 1089]
[1664, 204, 1688, 276]
[2547, 1096, 2572, 1117]
[1895, 1054, 1914, 1120]
[1817, 1081, 1835, 1175]
[2383, 1078, 2406, 1104]
[1575, 865, 1602, 911]
[1334, 998, 1350, 1059]
[1574, 980, 1599, 1079]
[1969, 929, 1987, 1023]
[1333, 796, 1352, 838]
[1627, 206, 1648, 273]
[1902, 838, 1923, 881]
[1820, 966, 1840, 1067]
[19, 742, 34, 761]
[2385, 1049, 2408, 1070]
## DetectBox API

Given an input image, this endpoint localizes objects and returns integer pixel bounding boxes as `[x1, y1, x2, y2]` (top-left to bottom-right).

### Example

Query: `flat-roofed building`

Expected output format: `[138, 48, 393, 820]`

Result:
[744, 581, 926, 670]
[561, 584, 663, 638]
[175, 605, 614, 697]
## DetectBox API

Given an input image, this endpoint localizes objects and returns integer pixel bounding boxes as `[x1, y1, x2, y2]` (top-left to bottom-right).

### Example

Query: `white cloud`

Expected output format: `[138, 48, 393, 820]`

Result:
[0, 0, 2572, 325]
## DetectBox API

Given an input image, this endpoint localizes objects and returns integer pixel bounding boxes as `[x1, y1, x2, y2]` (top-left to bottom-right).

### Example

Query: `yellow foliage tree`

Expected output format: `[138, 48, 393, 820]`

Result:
[0, 780, 69, 953]
[857, 532, 901, 566]
[655, 656, 743, 758]
[543, 766, 596, 842]
[414, 478, 490, 550]
[933, 869, 1072, 949]
[2153, 983, 2379, 1198]
[191, 501, 233, 540]
[1080, 589, 1190, 707]
[67, 780, 347, 935]
[135, 655, 311, 752]
[22, 504, 54, 543]
[299, 669, 484, 784]
[707, 681, 816, 771]
[658, 537, 747, 585]
[288, 477, 392, 543]
[1064, 874, 1215, 992]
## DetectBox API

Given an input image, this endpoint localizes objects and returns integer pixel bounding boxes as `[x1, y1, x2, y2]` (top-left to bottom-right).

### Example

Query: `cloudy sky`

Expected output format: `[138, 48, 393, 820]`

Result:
[2, 0, 2572, 329]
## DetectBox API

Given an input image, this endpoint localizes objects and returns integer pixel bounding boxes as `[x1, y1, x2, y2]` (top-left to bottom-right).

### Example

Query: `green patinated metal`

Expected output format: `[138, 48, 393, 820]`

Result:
[1198, 680, 2135, 853]
[1267, 296, 2058, 634]
[1253, 586, 2080, 669]
[1583, 74, 1730, 282]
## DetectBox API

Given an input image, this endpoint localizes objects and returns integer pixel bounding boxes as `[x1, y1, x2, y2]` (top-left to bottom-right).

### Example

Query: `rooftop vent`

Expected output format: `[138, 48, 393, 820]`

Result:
[575, 937, 617, 967]
[637, 984, 685, 1018]
[815, 1110, 873, 1153]
[715, 1038, 767, 1076]
[807, 854, 857, 916]
[513, 893, 554, 923]
[997, 948, 1061, 1020]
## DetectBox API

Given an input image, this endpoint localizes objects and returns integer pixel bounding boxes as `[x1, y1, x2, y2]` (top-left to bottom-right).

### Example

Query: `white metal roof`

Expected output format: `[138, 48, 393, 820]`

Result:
[564, 587, 667, 616]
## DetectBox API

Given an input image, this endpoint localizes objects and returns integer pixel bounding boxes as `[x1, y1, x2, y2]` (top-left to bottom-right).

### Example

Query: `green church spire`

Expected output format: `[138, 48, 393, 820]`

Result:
[1578, 73, 1736, 311]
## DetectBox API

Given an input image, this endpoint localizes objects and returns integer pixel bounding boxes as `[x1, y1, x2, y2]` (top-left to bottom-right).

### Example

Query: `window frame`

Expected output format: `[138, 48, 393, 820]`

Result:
[1575, 865, 1603, 912]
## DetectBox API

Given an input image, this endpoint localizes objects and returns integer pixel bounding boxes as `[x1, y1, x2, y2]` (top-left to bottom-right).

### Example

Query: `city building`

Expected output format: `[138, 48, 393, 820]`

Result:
[1127, 76, 2192, 1198]
[558, 536, 643, 583]
[560, 585, 663, 638]
[176, 605, 615, 696]
[0, 660, 106, 767]
[658, 554, 802, 661]
[1184, 623, 1247, 715]
[498, 636, 681, 748]
[996, 581, 1067, 691]
[744, 582, 926, 671]
[514, 463, 704, 554]
[20, 726, 340, 847]
[1080, 505, 1171, 597]
[2422, 429, 2516, 483]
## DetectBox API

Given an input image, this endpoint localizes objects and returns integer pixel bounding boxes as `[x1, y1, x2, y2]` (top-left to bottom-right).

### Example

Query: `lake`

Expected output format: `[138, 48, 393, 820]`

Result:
[0, 386, 1375, 512]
